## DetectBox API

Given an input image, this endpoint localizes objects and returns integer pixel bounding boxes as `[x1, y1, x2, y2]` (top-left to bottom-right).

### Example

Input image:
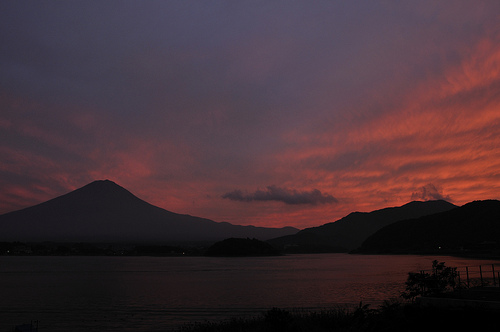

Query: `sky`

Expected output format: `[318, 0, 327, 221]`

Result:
[1, 1, 500, 229]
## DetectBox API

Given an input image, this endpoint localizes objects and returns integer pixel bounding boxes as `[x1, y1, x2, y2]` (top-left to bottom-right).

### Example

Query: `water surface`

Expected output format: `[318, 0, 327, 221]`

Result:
[1, 254, 498, 331]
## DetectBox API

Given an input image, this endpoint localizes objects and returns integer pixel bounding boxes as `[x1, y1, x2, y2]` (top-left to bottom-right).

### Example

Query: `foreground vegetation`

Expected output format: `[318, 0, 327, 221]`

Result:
[177, 302, 498, 332]
[178, 261, 497, 331]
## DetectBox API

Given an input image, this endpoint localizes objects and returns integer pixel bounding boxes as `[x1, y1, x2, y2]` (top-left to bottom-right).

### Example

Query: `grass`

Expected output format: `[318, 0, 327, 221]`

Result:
[176, 299, 499, 332]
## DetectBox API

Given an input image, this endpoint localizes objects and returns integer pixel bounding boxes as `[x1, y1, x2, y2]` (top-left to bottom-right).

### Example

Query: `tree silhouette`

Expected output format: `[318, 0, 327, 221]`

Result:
[402, 260, 458, 301]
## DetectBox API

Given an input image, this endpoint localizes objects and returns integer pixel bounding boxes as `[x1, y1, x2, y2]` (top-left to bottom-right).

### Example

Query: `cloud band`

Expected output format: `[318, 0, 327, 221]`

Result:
[222, 185, 338, 205]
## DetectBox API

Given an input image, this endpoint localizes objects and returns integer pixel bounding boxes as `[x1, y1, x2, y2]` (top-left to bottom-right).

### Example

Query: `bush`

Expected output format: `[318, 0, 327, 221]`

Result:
[401, 260, 458, 301]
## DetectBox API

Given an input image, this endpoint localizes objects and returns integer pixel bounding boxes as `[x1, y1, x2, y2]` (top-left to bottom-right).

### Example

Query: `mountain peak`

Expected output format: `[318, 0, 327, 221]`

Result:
[70, 179, 139, 202]
[402, 199, 454, 207]
[83, 179, 122, 190]
[90, 179, 117, 185]
[0, 180, 298, 243]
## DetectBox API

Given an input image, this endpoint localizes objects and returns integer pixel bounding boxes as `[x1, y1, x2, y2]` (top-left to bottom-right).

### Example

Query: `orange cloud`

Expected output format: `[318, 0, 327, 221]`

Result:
[266, 32, 500, 226]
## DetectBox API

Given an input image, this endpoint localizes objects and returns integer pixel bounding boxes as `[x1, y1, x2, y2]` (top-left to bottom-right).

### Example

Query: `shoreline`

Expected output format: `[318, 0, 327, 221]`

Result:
[4, 239, 500, 260]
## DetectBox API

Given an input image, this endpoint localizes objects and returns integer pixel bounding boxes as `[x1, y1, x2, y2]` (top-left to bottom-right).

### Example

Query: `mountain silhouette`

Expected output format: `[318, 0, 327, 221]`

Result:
[0, 180, 298, 243]
[357, 200, 500, 254]
[268, 200, 457, 252]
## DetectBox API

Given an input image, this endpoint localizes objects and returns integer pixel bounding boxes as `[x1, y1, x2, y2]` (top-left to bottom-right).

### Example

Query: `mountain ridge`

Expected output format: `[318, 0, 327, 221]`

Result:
[357, 199, 500, 254]
[267, 200, 457, 252]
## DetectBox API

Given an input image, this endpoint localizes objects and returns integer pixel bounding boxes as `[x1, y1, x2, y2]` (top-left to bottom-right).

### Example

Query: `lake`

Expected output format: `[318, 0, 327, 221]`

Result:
[1, 254, 499, 331]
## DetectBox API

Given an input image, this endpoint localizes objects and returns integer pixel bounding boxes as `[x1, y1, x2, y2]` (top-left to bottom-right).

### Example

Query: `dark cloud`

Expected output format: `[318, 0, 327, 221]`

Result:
[411, 184, 452, 202]
[222, 185, 338, 205]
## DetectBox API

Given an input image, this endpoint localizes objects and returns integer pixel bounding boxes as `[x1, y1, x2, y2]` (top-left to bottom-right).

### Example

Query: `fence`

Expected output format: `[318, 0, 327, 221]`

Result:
[456, 264, 500, 288]
[407, 263, 500, 301]
[416, 263, 500, 295]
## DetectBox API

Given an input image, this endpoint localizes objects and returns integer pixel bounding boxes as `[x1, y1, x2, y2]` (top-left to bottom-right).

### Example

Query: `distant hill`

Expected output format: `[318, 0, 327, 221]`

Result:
[0, 180, 298, 243]
[268, 200, 457, 253]
[357, 200, 500, 255]
[204, 238, 281, 257]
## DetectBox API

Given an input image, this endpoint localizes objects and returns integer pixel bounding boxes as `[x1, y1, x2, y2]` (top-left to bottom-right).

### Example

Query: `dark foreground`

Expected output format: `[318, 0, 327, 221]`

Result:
[177, 301, 498, 332]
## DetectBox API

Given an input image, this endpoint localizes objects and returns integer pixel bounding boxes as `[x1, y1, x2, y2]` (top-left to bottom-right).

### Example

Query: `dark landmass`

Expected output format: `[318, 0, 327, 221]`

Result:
[356, 200, 500, 256]
[0, 241, 208, 256]
[204, 238, 281, 257]
[268, 200, 456, 253]
[0, 180, 298, 243]
[269, 231, 347, 254]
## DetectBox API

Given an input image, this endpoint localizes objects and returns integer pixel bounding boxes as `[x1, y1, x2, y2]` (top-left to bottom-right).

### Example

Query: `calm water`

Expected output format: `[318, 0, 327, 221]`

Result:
[1, 254, 499, 331]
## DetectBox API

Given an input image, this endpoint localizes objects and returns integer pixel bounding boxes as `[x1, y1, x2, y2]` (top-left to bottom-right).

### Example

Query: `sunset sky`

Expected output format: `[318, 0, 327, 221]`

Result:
[2, 1, 500, 229]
